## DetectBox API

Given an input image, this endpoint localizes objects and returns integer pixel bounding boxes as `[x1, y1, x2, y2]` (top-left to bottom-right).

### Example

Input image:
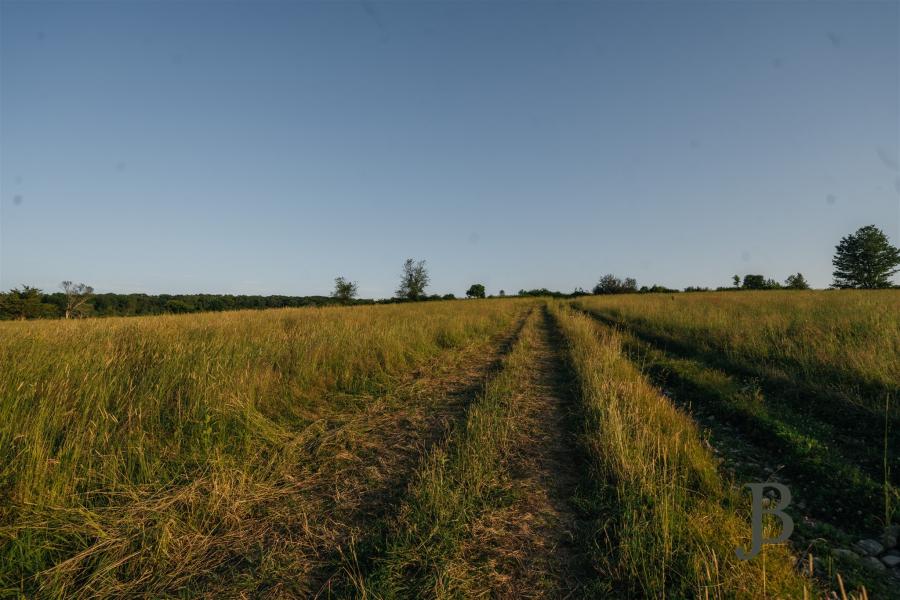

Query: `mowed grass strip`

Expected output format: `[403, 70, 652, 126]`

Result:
[0, 299, 529, 597]
[351, 308, 548, 598]
[445, 307, 593, 598]
[548, 302, 813, 599]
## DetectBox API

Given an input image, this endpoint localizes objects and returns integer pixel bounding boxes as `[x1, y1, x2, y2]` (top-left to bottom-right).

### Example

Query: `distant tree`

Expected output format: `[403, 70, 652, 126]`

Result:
[518, 288, 562, 297]
[396, 259, 430, 300]
[0, 286, 58, 320]
[164, 299, 192, 313]
[741, 274, 767, 290]
[732, 275, 741, 288]
[593, 274, 622, 294]
[61, 281, 94, 319]
[593, 274, 637, 294]
[498, 289, 506, 297]
[832, 225, 900, 289]
[442, 293, 456, 300]
[332, 276, 358, 303]
[641, 284, 679, 293]
[466, 283, 486, 299]
[784, 273, 810, 290]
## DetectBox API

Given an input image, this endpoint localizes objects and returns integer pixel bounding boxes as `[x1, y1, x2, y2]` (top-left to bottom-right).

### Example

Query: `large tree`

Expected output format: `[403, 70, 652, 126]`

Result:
[396, 259, 429, 300]
[61, 281, 94, 318]
[466, 283, 486, 299]
[593, 274, 637, 295]
[741, 274, 766, 290]
[784, 273, 810, 290]
[331, 276, 358, 303]
[832, 225, 900, 289]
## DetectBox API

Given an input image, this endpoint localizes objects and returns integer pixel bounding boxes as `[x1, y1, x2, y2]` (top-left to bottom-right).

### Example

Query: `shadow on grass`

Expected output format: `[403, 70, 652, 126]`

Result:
[580, 307, 899, 437]
[576, 306, 896, 535]
[541, 305, 625, 599]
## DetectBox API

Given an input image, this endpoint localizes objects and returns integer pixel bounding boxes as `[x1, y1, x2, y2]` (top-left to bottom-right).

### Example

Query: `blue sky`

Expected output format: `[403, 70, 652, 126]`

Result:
[1, 1, 898, 297]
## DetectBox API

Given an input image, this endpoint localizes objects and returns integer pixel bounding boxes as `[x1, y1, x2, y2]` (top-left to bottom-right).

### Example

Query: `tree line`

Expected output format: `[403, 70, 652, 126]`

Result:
[2, 225, 898, 321]
[0, 288, 372, 321]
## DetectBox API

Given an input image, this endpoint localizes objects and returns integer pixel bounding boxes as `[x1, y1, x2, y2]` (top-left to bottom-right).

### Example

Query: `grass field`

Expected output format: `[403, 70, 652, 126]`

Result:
[2, 292, 898, 598]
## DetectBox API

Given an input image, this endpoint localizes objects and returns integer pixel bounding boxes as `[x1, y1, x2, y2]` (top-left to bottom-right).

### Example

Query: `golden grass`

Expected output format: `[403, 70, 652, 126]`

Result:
[356, 308, 543, 598]
[4, 291, 890, 597]
[574, 290, 900, 413]
[548, 301, 813, 598]
[0, 299, 528, 597]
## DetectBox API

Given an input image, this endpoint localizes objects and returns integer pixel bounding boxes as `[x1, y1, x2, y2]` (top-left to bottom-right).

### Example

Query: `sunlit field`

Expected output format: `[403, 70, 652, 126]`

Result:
[2, 292, 898, 598]
[0, 300, 527, 596]
[574, 290, 900, 597]
[575, 290, 900, 413]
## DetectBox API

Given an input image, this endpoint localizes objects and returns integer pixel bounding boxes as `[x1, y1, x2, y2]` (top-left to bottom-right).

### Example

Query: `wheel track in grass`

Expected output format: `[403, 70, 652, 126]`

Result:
[578, 306, 899, 487]
[574, 305, 900, 599]
[450, 305, 593, 598]
[576, 306, 890, 529]
[197, 309, 534, 598]
[349, 305, 595, 599]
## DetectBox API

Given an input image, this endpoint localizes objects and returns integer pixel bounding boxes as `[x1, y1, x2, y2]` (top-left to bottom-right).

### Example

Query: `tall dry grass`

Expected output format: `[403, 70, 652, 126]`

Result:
[355, 309, 540, 598]
[0, 299, 526, 596]
[576, 291, 900, 529]
[549, 301, 812, 598]
[575, 290, 900, 416]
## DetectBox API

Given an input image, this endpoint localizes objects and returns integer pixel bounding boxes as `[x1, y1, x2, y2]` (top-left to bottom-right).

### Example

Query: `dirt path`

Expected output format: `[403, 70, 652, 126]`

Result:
[455, 307, 591, 598]
[198, 314, 530, 598]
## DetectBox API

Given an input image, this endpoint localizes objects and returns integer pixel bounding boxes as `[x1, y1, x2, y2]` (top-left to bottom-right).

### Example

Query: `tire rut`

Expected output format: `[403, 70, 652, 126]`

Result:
[199, 313, 532, 598]
[455, 306, 592, 599]
[306, 311, 532, 597]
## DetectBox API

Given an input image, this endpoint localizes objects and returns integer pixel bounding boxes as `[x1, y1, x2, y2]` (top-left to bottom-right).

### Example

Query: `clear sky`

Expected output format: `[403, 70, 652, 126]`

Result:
[1, 1, 898, 297]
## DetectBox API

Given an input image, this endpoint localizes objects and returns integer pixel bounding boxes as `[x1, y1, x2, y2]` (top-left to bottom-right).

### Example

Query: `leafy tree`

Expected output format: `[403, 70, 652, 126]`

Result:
[164, 299, 192, 313]
[61, 281, 94, 319]
[593, 274, 637, 294]
[518, 288, 557, 297]
[640, 284, 679, 293]
[466, 283, 486, 299]
[733, 275, 741, 288]
[832, 225, 900, 289]
[784, 273, 810, 290]
[498, 289, 506, 297]
[0, 286, 58, 320]
[741, 274, 767, 290]
[396, 258, 430, 300]
[331, 276, 359, 303]
[593, 274, 622, 294]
